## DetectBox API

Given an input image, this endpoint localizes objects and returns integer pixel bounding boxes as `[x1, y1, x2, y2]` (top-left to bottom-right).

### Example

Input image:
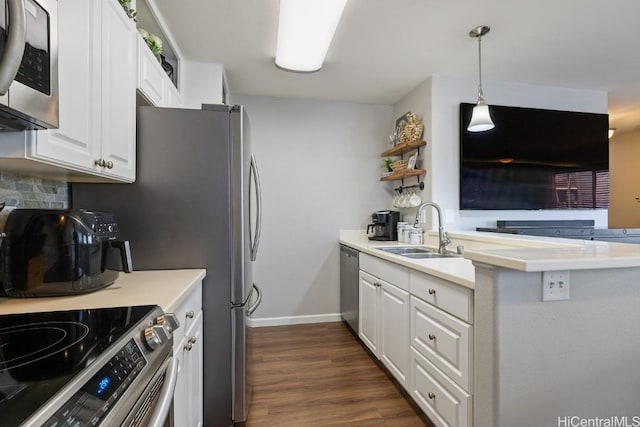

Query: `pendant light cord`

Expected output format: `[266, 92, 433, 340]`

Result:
[477, 35, 485, 104]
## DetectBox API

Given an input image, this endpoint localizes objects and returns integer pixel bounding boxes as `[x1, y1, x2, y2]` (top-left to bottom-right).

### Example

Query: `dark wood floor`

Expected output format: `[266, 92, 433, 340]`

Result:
[245, 322, 433, 427]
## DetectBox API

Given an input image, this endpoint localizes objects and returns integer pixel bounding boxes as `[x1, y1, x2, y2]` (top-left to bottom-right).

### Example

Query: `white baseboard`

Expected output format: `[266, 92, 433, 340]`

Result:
[247, 313, 342, 328]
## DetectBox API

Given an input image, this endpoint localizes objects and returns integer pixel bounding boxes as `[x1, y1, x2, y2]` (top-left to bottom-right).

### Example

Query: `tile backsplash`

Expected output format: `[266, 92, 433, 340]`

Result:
[0, 171, 69, 208]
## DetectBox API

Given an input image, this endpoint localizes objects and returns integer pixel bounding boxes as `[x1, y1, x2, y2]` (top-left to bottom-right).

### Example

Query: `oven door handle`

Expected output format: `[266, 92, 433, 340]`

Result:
[147, 355, 180, 427]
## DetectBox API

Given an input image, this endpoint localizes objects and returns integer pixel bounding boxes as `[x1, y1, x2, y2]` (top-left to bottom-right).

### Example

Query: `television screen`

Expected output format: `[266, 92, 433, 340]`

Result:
[459, 103, 609, 210]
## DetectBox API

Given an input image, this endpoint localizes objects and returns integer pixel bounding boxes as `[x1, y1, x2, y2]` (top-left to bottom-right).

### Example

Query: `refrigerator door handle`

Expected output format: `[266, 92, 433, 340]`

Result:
[247, 284, 262, 316]
[249, 154, 263, 261]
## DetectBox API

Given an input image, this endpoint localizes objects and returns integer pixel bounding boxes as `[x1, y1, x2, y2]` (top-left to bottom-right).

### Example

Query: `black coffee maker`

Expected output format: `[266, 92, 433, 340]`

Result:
[367, 210, 400, 241]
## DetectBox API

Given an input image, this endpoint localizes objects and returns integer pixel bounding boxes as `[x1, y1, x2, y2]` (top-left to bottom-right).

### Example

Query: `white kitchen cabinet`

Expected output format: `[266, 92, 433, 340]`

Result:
[137, 35, 165, 106]
[358, 254, 410, 388]
[170, 281, 203, 427]
[165, 81, 184, 108]
[0, 0, 136, 182]
[408, 270, 473, 427]
[359, 270, 380, 355]
[380, 279, 410, 386]
[410, 295, 472, 391]
[137, 35, 182, 108]
[410, 347, 471, 427]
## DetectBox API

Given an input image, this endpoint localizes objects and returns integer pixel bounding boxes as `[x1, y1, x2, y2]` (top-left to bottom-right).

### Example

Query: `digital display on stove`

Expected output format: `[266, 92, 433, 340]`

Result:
[44, 338, 147, 426]
[96, 376, 111, 396]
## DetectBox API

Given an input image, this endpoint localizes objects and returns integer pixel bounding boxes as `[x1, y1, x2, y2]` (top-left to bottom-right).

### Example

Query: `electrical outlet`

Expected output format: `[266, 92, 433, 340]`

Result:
[542, 271, 570, 301]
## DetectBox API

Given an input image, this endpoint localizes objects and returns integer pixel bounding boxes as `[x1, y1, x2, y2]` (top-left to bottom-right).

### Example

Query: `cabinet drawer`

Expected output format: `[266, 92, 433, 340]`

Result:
[170, 281, 203, 345]
[360, 253, 409, 291]
[410, 347, 471, 427]
[411, 296, 472, 391]
[410, 271, 472, 322]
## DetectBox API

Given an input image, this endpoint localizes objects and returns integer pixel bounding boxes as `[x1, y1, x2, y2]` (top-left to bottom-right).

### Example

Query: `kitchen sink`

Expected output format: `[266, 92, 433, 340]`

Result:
[375, 246, 459, 259]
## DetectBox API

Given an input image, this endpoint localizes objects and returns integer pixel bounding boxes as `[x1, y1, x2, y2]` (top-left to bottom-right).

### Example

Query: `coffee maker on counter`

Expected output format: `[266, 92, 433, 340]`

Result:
[367, 210, 400, 241]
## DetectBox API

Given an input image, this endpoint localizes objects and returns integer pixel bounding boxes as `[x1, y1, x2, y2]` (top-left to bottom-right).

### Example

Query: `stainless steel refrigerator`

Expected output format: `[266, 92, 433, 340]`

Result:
[71, 104, 263, 427]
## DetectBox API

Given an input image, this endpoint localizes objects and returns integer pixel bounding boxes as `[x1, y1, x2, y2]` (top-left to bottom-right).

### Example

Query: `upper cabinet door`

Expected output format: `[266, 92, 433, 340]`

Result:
[31, 0, 101, 168]
[100, 0, 136, 181]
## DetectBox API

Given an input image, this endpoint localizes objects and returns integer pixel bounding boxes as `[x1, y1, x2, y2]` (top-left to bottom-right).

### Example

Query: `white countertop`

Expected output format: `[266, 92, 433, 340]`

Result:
[340, 229, 640, 285]
[0, 269, 206, 315]
[454, 230, 640, 272]
[339, 231, 475, 289]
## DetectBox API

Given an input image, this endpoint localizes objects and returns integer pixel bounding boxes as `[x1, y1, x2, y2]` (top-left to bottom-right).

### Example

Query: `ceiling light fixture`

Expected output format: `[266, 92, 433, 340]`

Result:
[608, 128, 616, 138]
[467, 25, 494, 132]
[275, 0, 348, 73]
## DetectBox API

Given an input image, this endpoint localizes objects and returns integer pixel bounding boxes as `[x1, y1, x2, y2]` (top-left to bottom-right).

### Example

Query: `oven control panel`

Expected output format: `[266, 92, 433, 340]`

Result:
[43, 339, 147, 427]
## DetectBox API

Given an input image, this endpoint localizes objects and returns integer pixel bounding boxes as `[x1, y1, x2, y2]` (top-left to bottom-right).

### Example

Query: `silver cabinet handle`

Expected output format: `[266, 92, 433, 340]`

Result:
[186, 310, 195, 319]
[147, 356, 179, 427]
[106, 161, 114, 169]
[0, 0, 26, 95]
[428, 392, 435, 399]
[428, 333, 436, 340]
[188, 336, 197, 344]
[94, 158, 104, 167]
[428, 288, 436, 295]
[184, 342, 193, 351]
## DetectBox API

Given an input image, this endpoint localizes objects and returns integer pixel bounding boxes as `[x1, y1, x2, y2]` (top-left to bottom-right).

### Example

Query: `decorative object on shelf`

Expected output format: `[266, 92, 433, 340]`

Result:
[160, 54, 174, 80]
[118, 0, 137, 21]
[467, 25, 494, 132]
[407, 152, 418, 170]
[390, 159, 408, 172]
[395, 112, 424, 144]
[383, 158, 393, 172]
[138, 28, 163, 59]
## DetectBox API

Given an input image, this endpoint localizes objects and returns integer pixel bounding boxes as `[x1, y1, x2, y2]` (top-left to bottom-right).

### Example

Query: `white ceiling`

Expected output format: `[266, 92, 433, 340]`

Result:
[152, 0, 640, 134]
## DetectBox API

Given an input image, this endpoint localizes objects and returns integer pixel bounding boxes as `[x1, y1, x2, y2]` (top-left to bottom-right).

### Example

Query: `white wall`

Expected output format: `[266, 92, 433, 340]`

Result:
[180, 61, 226, 108]
[394, 75, 609, 231]
[231, 94, 393, 323]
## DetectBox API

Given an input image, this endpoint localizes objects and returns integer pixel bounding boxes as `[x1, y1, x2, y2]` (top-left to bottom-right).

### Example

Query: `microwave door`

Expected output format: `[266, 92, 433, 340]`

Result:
[0, 0, 8, 107]
[8, 0, 58, 128]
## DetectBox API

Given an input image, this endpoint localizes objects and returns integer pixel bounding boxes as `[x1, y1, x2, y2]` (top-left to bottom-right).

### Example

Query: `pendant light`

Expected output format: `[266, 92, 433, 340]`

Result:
[467, 25, 494, 132]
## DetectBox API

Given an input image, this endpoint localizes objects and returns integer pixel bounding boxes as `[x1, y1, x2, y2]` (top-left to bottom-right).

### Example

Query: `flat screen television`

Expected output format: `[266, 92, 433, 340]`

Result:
[459, 103, 609, 210]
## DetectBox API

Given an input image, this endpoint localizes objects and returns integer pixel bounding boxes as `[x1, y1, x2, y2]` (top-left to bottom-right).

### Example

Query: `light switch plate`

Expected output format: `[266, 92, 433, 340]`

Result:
[542, 271, 570, 301]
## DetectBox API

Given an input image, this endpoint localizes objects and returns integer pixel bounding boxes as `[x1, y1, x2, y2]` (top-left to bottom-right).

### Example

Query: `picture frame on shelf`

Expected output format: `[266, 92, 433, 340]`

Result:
[407, 152, 418, 169]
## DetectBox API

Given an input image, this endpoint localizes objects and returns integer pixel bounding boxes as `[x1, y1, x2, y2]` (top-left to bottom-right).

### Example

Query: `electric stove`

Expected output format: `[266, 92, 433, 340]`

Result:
[0, 305, 178, 426]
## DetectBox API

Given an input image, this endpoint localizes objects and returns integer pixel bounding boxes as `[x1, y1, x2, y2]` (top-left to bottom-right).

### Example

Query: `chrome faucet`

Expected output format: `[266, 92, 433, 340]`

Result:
[414, 202, 450, 254]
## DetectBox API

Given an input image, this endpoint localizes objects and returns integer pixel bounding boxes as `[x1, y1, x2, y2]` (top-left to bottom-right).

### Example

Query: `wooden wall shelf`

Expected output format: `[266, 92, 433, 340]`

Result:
[380, 140, 426, 157]
[380, 169, 426, 182]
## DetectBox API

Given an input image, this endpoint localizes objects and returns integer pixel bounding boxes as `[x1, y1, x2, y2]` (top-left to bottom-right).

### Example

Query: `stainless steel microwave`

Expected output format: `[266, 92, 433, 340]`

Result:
[0, 0, 57, 130]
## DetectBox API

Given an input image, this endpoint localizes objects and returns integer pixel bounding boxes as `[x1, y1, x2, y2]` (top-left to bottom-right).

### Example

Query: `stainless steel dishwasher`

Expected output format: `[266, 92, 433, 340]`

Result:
[340, 244, 360, 333]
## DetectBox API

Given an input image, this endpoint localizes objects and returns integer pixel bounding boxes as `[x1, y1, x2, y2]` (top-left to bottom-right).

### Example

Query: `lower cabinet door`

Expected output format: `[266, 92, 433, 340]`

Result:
[380, 281, 410, 388]
[409, 347, 471, 427]
[185, 312, 204, 427]
[172, 311, 203, 427]
[359, 270, 380, 356]
[172, 335, 188, 424]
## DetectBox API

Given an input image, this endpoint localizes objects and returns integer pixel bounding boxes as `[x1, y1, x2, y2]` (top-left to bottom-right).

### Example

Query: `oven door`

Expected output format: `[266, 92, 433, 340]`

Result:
[0, 0, 58, 129]
[120, 355, 179, 427]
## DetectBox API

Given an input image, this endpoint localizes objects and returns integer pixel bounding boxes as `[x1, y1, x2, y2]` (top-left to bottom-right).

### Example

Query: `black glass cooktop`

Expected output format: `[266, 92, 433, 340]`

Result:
[0, 306, 156, 426]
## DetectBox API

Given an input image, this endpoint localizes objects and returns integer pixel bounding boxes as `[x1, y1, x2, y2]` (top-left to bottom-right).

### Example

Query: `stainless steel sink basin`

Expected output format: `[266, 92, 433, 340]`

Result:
[376, 246, 459, 259]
